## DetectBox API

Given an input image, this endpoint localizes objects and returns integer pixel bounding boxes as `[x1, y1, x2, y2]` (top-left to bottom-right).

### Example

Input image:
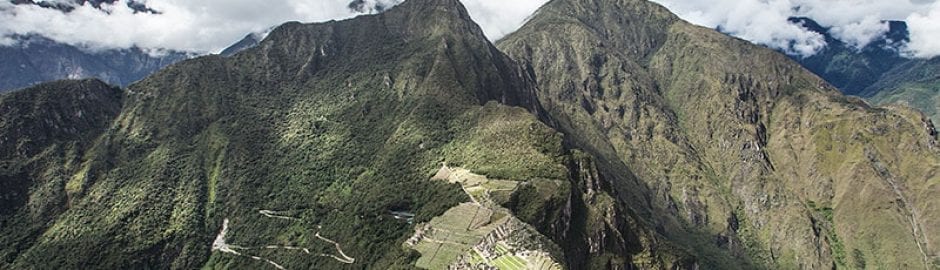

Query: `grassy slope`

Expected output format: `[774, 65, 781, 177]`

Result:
[498, 0, 940, 268]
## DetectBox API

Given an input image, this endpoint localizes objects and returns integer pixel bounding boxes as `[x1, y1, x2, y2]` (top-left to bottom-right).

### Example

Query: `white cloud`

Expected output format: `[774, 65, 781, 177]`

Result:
[0, 0, 390, 53]
[460, 0, 547, 41]
[2, 0, 937, 58]
[829, 16, 890, 49]
[649, 0, 940, 58]
[0, 0, 549, 53]
[905, 1, 940, 58]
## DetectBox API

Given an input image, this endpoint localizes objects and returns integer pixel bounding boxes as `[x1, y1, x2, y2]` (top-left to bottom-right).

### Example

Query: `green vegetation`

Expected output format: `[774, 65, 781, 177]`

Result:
[492, 254, 527, 270]
[808, 201, 846, 268]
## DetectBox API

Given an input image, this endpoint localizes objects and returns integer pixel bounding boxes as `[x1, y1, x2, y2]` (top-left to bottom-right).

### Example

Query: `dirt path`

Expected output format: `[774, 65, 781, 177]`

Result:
[212, 219, 288, 270]
[211, 211, 357, 269]
[314, 225, 356, 264]
[259, 210, 301, 221]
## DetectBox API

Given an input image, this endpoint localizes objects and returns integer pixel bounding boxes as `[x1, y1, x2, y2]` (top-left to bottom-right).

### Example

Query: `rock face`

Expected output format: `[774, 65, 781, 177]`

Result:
[1, 0, 938, 269]
[0, 35, 191, 92]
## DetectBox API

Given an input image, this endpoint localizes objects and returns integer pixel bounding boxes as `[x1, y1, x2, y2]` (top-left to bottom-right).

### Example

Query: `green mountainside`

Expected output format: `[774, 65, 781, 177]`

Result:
[498, 0, 940, 268]
[863, 57, 940, 124]
[1, 0, 938, 269]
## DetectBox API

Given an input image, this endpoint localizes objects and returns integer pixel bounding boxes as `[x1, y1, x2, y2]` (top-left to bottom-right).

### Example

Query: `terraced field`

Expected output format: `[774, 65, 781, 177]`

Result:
[407, 166, 563, 270]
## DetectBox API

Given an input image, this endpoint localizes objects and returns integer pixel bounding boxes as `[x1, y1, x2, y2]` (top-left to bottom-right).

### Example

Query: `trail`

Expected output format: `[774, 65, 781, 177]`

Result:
[212, 219, 287, 270]
[314, 225, 356, 264]
[210, 210, 357, 269]
[259, 210, 301, 221]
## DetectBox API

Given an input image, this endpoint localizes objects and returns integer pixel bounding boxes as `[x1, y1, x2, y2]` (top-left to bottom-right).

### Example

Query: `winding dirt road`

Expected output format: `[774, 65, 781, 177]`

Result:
[210, 210, 356, 269]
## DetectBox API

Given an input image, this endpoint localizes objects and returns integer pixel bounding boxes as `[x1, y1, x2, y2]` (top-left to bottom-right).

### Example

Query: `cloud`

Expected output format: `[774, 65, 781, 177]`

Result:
[0, 0, 393, 53]
[648, 0, 940, 58]
[460, 0, 546, 41]
[348, 0, 403, 13]
[905, 1, 940, 58]
[0, 0, 548, 53]
[2, 0, 936, 58]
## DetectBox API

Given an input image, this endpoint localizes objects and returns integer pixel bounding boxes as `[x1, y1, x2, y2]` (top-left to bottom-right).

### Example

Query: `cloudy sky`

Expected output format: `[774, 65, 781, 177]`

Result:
[0, 0, 938, 58]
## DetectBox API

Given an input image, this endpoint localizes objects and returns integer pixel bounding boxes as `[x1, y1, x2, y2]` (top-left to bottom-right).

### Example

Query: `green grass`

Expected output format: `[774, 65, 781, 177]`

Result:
[493, 255, 527, 270]
[412, 204, 507, 269]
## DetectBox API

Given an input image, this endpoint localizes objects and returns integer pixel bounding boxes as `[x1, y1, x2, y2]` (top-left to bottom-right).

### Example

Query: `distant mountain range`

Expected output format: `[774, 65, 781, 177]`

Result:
[0, 35, 192, 92]
[783, 17, 939, 122]
[787, 17, 910, 96]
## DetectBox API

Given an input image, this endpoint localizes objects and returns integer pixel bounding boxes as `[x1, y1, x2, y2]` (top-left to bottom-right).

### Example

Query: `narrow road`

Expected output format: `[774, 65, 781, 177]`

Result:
[212, 219, 288, 270]
[314, 225, 356, 264]
[211, 210, 357, 269]
[259, 210, 301, 221]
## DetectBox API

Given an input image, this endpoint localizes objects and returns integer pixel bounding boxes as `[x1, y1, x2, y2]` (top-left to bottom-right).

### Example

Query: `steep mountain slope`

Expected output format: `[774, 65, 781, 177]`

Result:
[786, 17, 910, 96]
[0, 79, 124, 266]
[864, 57, 940, 123]
[1, 0, 660, 269]
[0, 35, 191, 92]
[498, 0, 940, 268]
[0, 79, 122, 216]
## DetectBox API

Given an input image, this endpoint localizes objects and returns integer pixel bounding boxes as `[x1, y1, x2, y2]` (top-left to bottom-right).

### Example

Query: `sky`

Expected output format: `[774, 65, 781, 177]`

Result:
[0, 0, 938, 58]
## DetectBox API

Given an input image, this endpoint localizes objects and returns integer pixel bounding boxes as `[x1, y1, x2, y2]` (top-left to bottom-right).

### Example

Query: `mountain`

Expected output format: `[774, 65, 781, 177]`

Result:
[0, 35, 192, 92]
[1, 0, 567, 268]
[864, 57, 940, 123]
[219, 32, 265, 57]
[787, 17, 911, 96]
[498, 0, 939, 268]
[1, 0, 938, 269]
